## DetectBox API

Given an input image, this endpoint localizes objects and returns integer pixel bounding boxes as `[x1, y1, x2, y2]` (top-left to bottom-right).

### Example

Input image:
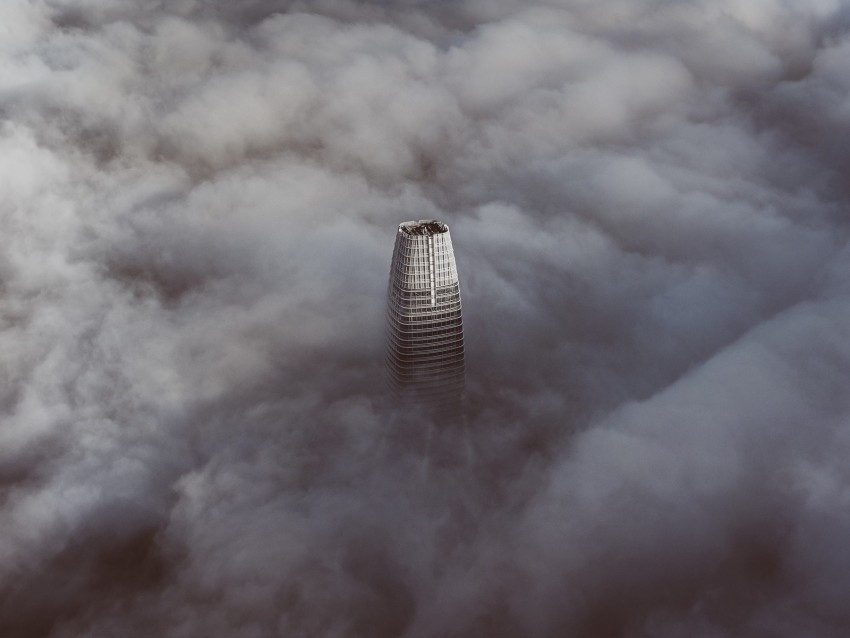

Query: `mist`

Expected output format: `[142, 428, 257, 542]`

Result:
[0, 0, 849, 636]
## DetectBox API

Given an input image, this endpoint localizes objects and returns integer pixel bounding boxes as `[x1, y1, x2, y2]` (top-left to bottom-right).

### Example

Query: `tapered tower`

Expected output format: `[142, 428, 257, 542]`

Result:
[386, 220, 465, 414]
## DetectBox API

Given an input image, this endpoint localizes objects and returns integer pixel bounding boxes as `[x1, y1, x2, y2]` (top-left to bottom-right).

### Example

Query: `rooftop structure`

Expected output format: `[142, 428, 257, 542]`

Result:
[399, 220, 448, 237]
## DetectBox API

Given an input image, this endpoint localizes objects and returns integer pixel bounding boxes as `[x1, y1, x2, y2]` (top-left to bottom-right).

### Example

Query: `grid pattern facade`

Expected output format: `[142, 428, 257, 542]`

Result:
[386, 220, 465, 410]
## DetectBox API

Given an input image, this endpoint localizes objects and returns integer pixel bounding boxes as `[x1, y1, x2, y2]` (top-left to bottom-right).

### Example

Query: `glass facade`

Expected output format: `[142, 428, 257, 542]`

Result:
[386, 220, 465, 413]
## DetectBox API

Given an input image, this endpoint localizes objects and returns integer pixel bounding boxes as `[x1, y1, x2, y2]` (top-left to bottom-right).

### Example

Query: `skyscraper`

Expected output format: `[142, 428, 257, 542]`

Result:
[386, 220, 465, 414]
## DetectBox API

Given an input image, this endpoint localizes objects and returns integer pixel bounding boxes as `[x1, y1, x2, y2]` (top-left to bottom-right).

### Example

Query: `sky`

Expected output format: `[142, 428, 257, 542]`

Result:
[1, 0, 850, 636]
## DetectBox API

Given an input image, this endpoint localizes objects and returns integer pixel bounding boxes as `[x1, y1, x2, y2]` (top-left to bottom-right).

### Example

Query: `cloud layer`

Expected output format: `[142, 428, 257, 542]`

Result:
[0, 0, 849, 636]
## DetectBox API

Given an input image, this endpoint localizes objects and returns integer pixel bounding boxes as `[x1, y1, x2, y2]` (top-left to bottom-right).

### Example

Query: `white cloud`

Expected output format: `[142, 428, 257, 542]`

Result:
[0, 1, 848, 636]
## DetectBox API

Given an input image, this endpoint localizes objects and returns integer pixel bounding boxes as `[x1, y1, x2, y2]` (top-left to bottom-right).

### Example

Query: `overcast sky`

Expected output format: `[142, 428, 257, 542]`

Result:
[1, 0, 850, 636]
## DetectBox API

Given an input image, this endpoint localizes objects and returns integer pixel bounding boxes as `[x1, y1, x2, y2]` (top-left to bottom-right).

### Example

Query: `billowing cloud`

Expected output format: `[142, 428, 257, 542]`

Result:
[0, 0, 848, 636]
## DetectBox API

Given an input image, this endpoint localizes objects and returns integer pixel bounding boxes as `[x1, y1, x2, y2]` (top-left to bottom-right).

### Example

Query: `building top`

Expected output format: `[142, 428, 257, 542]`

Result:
[399, 220, 448, 236]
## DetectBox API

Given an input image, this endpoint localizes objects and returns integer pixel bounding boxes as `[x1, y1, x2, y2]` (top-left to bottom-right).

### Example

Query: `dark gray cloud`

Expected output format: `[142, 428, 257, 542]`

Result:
[0, 0, 848, 636]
